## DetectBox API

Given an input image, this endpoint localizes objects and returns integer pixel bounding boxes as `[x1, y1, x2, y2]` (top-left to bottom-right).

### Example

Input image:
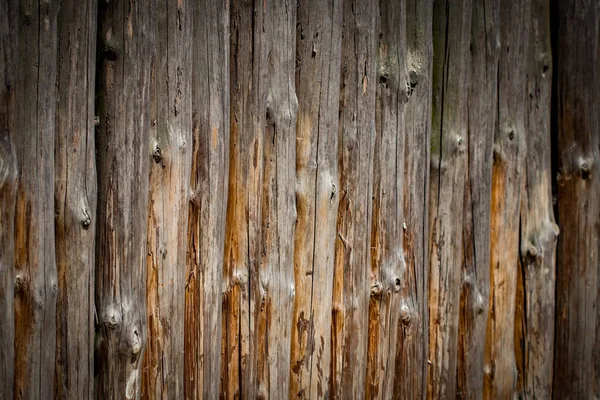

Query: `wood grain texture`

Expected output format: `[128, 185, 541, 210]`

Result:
[94, 0, 154, 398]
[54, 1, 98, 398]
[0, 0, 18, 398]
[395, 1, 432, 398]
[553, 0, 600, 398]
[290, 0, 342, 398]
[185, 0, 229, 398]
[331, 0, 377, 397]
[257, 1, 298, 396]
[484, 1, 531, 398]
[14, 1, 59, 398]
[514, 0, 557, 397]
[142, 0, 192, 399]
[457, 1, 498, 398]
[427, 1, 471, 398]
[367, 1, 410, 397]
[222, 0, 267, 397]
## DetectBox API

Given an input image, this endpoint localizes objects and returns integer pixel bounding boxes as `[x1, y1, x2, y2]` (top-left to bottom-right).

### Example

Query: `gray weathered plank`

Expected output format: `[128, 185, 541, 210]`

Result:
[94, 0, 154, 397]
[54, 0, 98, 398]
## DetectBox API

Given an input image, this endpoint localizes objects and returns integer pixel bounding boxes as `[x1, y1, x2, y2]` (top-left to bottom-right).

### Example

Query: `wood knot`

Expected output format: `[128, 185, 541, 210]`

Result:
[129, 329, 142, 361]
[580, 160, 591, 180]
[371, 282, 382, 298]
[103, 308, 121, 330]
[153, 146, 162, 163]
[399, 303, 413, 326]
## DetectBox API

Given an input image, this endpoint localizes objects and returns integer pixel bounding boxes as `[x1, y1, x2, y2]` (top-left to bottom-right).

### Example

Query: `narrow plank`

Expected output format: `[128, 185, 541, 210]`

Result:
[54, 0, 98, 398]
[553, 0, 600, 397]
[484, 0, 531, 397]
[142, 0, 192, 398]
[94, 0, 155, 397]
[290, 0, 343, 398]
[0, 0, 18, 397]
[222, 0, 268, 397]
[331, 0, 377, 397]
[457, 1, 499, 398]
[427, 0, 472, 397]
[14, 1, 59, 398]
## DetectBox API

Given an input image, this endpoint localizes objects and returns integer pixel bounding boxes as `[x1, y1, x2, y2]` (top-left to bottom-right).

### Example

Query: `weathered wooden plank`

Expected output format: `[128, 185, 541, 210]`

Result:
[427, 0, 471, 398]
[257, 1, 298, 396]
[513, 0, 557, 397]
[331, 0, 377, 397]
[457, 1, 499, 398]
[94, 0, 154, 397]
[367, 0, 410, 397]
[142, 0, 192, 399]
[54, 0, 98, 398]
[14, 1, 59, 398]
[289, 0, 342, 398]
[553, 1, 600, 398]
[0, 0, 18, 398]
[184, 0, 229, 398]
[222, 0, 267, 397]
[484, 1, 531, 398]
[395, 1, 433, 398]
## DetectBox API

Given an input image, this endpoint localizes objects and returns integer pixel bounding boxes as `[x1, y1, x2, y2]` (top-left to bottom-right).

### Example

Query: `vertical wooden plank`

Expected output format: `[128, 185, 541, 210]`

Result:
[14, 1, 59, 398]
[457, 1, 499, 398]
[94, 0, 154, 397]
[513, 0, 557, 397]
[289, 0, 343, 398]
[0, 0, 18, 398]
[142, 0, 192, 398]
[184, 0, 229, 398]
[554, 0, 600, 397]
[367, 0, 410, 397]
[484, 1, 531, 398]
[395, 1, 433, 398]
[223, 0, 267, 397]
[54, 0, 98, 398]
[257, 1, 297, 396]
[427, 0, 471, 398]
[331, 0, 377, 397]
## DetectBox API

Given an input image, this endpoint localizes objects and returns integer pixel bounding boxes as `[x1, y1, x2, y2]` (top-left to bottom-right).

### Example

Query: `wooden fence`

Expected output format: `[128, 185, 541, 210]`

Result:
[0, 0, 598, 399]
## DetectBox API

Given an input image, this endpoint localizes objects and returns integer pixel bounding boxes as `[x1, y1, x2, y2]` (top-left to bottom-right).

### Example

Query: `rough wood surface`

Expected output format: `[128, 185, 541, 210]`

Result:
[257, 1, 298, 396]
[514, 0, 557, 397]
[396, 1, 432, 398]
[14, 1, 59, 398]
[484, 1, 531, 398]
[54, 0, 98, 398]
[427, 1, 471, 398]
[457, 1, 498, 398]
[331, 0, 377, 397]
[553, 1, 600, 398]
[289, 0, 342, 398]
[367, 1, 410, 397]
[142, 0, 192, 399]
[222, 0, 267, 397]
[0, 1, 18, 398]
[184, 0, 229, 398]
[94, 0, 154, 398]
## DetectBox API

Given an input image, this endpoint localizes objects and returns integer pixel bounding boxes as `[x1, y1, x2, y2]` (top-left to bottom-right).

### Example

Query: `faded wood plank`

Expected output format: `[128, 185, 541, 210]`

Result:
[514, 0, 557, 397]
[395, 1, 433, 398]
[553, 1, 600, 397]
[0, 0, 18, 398]
[427, 0, 471, 398]
[484, 1, 531, 398]
[367, 0, 410, 397]
[289, 0, 343, 398]
[257, 1, 298, 396]
[142, 0, 192, 399]
[184, 0, 229, 398]
[54, 0, 98, 398]
[14, 1, 59, 398]
[331, 0, 377, 397]
[94, 0, 154, 397]
[457, 1, 499, 398]
[222, 0, 267, 397]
